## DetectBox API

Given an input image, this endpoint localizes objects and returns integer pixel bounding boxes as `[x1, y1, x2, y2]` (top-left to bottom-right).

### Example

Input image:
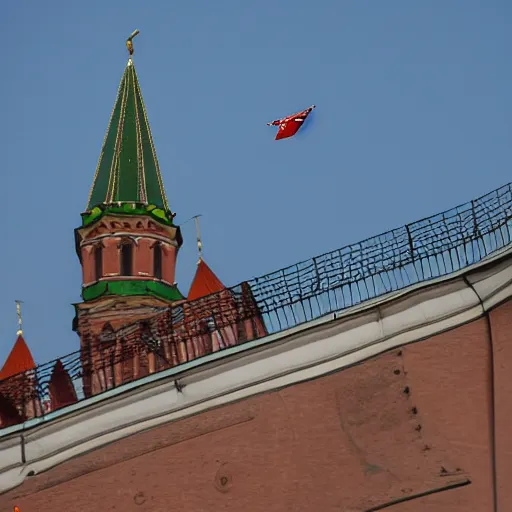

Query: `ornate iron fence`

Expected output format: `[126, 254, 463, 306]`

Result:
[1, 182, 512, 429]
[248, 182, 512, 333]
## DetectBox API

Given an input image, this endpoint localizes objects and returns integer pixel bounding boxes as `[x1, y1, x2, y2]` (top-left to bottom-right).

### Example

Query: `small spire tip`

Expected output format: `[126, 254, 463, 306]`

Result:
[193, 215, 203, 262]
[15, 300, 24, 337]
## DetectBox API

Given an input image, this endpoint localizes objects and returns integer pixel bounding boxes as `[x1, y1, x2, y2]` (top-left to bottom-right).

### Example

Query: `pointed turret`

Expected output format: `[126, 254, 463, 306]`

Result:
[86, 58, 169, 212]
[187, 217, 226, 300]
[0, 323, 41, 427]
[48, 360, 78, 411]
[0, 335, 36, 381]
[188, 259, 226, 301]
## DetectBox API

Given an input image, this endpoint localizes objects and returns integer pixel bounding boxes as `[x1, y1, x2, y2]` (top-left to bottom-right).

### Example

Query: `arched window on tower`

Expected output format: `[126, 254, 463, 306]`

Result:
[94, 244, 103, 281]
[153, 243, 162, 280]
[120, 240, 134, 276]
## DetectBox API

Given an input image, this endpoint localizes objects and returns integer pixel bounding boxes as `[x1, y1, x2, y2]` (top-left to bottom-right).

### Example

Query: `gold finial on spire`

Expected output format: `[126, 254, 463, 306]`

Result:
[126, 29, 140, 57]
[15, 300, 24, 336]
[193, 215, 203, 263]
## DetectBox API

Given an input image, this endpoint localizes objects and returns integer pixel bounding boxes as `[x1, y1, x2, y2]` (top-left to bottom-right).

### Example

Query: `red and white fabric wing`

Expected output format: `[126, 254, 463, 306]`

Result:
[267, 105, 315, 140]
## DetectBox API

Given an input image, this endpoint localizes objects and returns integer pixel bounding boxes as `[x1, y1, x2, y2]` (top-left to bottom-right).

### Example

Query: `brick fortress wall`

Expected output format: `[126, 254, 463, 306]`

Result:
[3, 299, 511, 512]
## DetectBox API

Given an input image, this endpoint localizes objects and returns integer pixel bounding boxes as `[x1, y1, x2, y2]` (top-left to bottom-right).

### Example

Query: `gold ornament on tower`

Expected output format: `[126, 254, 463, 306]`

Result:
[126, 29, 140, 56]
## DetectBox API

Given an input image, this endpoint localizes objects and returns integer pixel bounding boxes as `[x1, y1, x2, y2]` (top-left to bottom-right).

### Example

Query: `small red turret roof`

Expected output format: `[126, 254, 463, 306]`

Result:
[0, 334, 36, 380]
[188, 259, 226, 301]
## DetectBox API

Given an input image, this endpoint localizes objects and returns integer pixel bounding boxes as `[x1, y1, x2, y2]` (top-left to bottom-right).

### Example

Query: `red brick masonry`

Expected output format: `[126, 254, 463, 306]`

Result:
[2, 300, 511, 512]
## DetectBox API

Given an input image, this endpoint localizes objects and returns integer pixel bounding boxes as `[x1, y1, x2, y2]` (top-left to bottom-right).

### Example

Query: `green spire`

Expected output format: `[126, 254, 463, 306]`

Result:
[86, 58, 169, 212]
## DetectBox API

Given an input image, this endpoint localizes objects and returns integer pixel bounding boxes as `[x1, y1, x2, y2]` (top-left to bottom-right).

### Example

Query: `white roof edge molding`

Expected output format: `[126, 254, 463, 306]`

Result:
[1, 247, 512, 494]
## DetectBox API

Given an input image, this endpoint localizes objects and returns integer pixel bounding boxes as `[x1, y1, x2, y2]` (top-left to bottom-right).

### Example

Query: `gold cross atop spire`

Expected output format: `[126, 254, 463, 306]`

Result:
[126, 29, 140, 57]
[15, 300, 23, 336]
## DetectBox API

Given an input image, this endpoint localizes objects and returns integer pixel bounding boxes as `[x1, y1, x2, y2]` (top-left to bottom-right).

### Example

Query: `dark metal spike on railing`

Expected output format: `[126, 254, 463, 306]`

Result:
[471, 199, 480, 237]
[406, 224, 415, 262]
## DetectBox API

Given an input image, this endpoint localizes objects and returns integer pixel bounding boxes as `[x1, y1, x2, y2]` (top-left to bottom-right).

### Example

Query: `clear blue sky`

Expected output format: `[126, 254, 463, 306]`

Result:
[1, 0, 510, 365]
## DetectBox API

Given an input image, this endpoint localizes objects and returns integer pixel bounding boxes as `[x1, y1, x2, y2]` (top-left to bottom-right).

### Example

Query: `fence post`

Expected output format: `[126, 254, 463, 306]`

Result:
[406, 224, 415, 261]
[471, 200, 480, 237]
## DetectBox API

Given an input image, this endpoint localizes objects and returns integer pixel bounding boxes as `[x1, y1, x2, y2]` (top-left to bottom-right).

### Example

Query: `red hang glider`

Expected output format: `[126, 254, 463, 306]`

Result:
[267, 105, 316, 140]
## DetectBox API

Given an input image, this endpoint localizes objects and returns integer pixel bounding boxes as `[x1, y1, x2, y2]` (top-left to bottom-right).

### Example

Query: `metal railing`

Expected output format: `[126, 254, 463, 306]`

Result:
[1, 182, 512, 429]
[249, 182, 512, 332]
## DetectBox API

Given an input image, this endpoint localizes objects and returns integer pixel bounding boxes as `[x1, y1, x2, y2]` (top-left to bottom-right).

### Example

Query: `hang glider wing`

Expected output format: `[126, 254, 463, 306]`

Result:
[267, 105, 316, 140]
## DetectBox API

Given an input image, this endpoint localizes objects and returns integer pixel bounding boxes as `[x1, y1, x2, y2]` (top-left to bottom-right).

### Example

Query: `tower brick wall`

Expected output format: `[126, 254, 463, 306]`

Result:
[77, 215, 180, 287]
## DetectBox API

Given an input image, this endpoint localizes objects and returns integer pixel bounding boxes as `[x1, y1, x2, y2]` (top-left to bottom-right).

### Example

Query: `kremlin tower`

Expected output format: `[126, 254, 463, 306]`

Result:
[72, 38, 185, 394]
[70, 34, 266, 397]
